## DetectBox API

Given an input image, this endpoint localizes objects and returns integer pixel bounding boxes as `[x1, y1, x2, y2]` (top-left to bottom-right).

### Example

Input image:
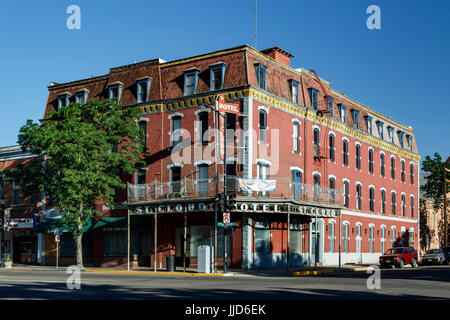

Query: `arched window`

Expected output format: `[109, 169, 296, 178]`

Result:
[343, 223, 350, 253]
[355, 144, 361, 170]
[343, 180, 350, 208]
[343, 140, 349, 166]
[329, 134, 335, 162]
[391, 157, 396, 180]
[369, 149, 374, 173]
[259, 109, 267, 143]
[292, 170, 302, 200]
[381, 226, 386, 253]
[369, 187, 375, 212]
[391, 191, 396, 215]
[401, 194, 406, 216]
[329, 221, 335, 253]
[356, 184, 362, 210]
[381, 189, 386, 213]
[313, 128, 320, 158]
[410, 195, 415, 217]
[401, 160, 405, 182]
[410, 163, 414, 185]
[381, 153, 385, 177]
[369, 225, 374, 253]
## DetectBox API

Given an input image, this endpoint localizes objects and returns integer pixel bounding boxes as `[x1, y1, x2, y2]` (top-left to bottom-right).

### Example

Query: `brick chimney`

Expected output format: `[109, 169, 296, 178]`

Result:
[260, 47, 295, 67]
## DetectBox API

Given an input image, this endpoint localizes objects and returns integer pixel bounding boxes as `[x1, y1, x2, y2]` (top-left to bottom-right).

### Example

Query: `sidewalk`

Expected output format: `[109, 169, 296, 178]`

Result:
[5, 263, 374, 277]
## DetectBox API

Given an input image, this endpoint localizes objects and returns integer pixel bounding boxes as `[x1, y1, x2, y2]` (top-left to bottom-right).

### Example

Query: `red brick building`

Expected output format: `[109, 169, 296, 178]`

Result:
[39, 45, 420, 269]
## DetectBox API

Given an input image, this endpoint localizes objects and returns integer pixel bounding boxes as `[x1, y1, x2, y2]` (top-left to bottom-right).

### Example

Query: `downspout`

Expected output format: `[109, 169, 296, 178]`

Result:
[300, 74, 308, 185]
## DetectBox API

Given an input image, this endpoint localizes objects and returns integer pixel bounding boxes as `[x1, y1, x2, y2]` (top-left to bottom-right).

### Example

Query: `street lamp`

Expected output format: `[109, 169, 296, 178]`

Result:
[0, 197, 5, 269]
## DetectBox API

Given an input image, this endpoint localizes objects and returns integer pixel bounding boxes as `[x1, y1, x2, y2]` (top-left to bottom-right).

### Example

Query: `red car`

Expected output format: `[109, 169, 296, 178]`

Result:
[379, 247, 418, 268]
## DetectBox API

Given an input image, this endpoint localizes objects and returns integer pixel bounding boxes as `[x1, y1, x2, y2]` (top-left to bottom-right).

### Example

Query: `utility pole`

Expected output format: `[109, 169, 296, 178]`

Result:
[444, 166, 449, 247]
[0, 197, 5, 269]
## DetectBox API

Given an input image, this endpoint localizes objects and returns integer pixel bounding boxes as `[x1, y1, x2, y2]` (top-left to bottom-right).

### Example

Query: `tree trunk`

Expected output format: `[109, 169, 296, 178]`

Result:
[75, 232, 84, 270]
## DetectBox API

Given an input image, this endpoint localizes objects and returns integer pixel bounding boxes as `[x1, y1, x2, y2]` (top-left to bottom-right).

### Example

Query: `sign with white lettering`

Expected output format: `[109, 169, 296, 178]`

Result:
[217, 94, 240, 115]
[223, 212, 230, 224]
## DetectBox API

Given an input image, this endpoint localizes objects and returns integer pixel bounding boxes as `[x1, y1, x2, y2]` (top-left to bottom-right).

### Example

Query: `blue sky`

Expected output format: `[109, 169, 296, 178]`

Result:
[0, 0, 448, 168]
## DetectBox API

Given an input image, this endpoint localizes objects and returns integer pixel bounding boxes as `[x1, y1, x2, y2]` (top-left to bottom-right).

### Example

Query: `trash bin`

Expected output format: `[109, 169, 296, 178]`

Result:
[166, 254, 175, 272]
[198, 245, 212, 273]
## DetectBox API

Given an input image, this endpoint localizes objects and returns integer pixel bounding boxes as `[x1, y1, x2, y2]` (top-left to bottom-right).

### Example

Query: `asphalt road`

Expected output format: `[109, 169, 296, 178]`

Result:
[0, 265, 449, 300]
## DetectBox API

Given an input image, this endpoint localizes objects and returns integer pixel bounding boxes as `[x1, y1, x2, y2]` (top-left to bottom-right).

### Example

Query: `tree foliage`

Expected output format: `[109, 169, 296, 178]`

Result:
[420, 153, 450, 209]
[2, 99, 144, 268]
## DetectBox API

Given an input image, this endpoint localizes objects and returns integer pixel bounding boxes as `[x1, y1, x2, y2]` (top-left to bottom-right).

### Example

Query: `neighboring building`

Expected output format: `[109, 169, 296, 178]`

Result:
[0, 146, 45, 264]
[419, 167, 450, 256]
[40, 45, 420, 268]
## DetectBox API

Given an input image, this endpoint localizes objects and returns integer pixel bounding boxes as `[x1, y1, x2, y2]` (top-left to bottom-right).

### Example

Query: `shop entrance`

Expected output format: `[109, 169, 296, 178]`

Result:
[13, 232, 37, 264]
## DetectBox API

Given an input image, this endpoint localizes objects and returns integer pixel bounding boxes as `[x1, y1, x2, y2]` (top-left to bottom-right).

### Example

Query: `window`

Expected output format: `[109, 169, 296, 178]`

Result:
[343, 180, 349, 208]
[381, 226, 386, 253]
[376, 121, 384, 139]
[329, 134, 335, 162]
[171, 115, 182, 147]
[104, 230, 127, 256]
[391, 191, 396, 215]
[57, 94, 70, 110]
[291, 80, 299, 104]
[184, 70, 199, 96]
[397, 130, 405, 148]
[409, 230, 414, 247]
[329, 222, 335, 253]
[410, 163, 414, 185]
[327, 97, 334, 118]
[343, 140, 348, 166]
[74, 90, 88, 104]
[138, 120, 147, 148]
[210, 63, 226, 91]
[313, 174, 320, 201]
[391, 157, 395, 180]
[308, 88, 319, 110]
[170, 166, 181, 193]
[225, 113, 236, 143]
[401, 160, 405, 182]
[293, 121, 300, 153]
[355, 144, 361, 170]
[292, 170, 302, 200]
[329, 177, 336, 203]
[391, 227, 397, 248]
[136, 167, 146, 185]
[381, 190, 386, 214]
[387, 126, 394, 144]
[197, 164, 209, 196]
[137, 78, 151, 103]
[259, 109, 267, 143]
[369, 149, 374, 173]
[401, 194, 406, 216]
[108, 83, 123, 103]
[410, 195, 415, 217]
[198, 111, 209, 145]
[313, 128, 320, 158]
[12, 183, 20, 205]
[255, 64, 267, 89]
[365, 116, 373, 135]
[381, 153, 385, 177]
[369, 226, 374, 253]
[369, 187, 375, 212]
[407, 135, 413, 151]
[343, 223, 349, 253]
[255, 219, 270, 254]
[351, 109, 360, 129]
[356, 184, 362, 210]
[338, 104, 346, 123]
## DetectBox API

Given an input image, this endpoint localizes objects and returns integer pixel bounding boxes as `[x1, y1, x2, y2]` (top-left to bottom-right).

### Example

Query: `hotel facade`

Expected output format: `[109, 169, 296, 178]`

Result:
[37, 45, 420, 269]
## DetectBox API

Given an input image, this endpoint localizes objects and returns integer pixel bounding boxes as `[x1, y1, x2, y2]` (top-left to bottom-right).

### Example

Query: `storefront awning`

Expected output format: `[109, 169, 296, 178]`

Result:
[35, 218, 93, 233]
[92, 216, 150, 230]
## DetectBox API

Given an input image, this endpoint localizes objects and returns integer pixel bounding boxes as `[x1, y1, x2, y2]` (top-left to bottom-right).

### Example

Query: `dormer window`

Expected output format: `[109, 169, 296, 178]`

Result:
[327, 96, 334, 119]
[184, 69, 199, 96]
[137, 78, 152, 103]
[210, 63, 226, 91]
[365, 116, 373, 135]
[57, 93, 71, 110]
[308, 88, 319, 110]
[387, 126, 395, 144]
[108, 83, 123, 103]
[376, 121, 384, 139]
[74, 89, 88, 104]
[406, 134, 413, 151]
[350, 109, 360, 129]
[255, 63, 267, 89]
[290, 80, 299, 104]
[397, 130, 405, 148]
[338, 104, 346, 123]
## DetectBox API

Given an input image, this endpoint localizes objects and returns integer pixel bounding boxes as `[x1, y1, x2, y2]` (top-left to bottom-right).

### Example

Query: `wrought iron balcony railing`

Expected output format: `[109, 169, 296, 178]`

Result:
[127, 176, 342, 206]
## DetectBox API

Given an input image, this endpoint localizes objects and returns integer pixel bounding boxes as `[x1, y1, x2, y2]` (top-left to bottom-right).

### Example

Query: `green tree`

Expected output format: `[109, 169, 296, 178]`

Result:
[421, 153, 450, 209]
[3, 100, 144, 269]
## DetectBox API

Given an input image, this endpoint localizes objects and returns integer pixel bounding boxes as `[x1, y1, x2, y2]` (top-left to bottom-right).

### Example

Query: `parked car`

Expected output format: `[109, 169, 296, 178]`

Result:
[379, 247, 418, 268]
[422, 248, 449, 265]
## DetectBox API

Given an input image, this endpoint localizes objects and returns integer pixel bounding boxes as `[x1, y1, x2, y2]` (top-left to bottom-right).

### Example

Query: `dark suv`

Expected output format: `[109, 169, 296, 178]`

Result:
[379, 247, 418, 268]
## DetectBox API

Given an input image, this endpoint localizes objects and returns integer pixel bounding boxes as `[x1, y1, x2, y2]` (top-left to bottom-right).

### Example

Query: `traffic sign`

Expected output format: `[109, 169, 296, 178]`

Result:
[55, 235, 60, 242]
[223, 212, 230, 224]
[217, 222, 237, 227]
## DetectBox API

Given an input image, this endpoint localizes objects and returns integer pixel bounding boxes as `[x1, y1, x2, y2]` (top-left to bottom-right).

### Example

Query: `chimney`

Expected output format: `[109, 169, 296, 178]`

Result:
[260, 47, 295, 67]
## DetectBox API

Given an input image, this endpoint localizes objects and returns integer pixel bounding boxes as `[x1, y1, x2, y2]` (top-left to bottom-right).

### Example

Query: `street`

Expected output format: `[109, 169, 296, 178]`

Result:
[0, 265, 449, 300]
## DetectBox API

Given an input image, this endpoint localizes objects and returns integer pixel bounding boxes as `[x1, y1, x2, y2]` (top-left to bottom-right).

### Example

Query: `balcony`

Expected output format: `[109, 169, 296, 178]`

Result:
[127, 176, 342, 207]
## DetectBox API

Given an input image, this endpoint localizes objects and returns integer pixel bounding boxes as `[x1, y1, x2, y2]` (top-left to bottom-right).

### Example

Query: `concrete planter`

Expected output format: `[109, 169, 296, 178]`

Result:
[4, 261, 12, 269]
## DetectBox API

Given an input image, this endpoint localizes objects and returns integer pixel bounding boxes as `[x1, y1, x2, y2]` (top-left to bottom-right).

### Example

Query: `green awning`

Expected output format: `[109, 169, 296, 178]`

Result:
[93, 216, 126, 229]
[35, 218, 93, 233]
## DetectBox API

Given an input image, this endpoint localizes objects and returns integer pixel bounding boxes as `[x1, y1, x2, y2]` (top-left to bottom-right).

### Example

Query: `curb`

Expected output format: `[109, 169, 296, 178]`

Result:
[84, 269, 232, 277]
[291, 269, 335, 277]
